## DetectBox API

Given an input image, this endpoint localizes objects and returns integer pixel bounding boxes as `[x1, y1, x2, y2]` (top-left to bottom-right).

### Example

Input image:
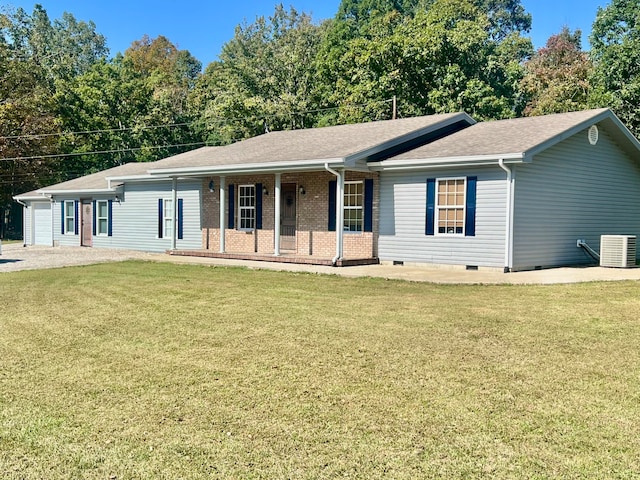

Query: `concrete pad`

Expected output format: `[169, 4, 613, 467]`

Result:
[2, 243, 640, 284]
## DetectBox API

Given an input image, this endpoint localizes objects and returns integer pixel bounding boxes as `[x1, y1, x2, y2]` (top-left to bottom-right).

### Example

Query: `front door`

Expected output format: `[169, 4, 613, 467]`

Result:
[280, 183, 296, 251]
[81, 199, 92, 247]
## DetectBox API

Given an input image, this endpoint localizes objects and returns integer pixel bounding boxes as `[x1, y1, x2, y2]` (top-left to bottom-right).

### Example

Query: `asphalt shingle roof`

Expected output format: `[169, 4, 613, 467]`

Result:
[149, 114, 468, 169]
[388, 109, 611, 160]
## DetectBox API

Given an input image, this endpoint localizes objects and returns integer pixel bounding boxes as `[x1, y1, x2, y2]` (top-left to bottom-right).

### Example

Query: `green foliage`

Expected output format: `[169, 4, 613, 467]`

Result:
[520, 27, 593, 116]
[589, 0, 640, 136]
[318, 0, 532, 123]
[189, 5, 325, 144]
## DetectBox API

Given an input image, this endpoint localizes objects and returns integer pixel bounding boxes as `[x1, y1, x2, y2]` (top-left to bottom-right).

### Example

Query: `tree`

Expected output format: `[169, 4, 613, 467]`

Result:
[316, 0, 533, 123]
[189, 5, 325, 144]
[520, 27, 592, 116]
[590, 0, 640, 136]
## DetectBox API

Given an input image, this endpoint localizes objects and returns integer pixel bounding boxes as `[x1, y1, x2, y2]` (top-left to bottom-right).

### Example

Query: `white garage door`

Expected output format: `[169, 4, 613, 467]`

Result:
[33, 202, 52, 245]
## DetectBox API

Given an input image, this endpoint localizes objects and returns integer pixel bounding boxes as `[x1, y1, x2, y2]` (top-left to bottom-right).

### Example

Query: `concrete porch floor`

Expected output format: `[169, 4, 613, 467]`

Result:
[167, 249, 379, 267]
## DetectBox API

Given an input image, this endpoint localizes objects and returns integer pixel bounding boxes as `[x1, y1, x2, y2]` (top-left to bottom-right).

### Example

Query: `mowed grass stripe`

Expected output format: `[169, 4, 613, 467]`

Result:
[1, 261, 639, 479]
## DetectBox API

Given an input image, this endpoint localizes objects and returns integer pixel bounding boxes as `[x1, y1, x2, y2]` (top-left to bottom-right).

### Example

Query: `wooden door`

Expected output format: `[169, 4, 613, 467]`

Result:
[280, 183, 297, 251]
[81, 199, 92, 247]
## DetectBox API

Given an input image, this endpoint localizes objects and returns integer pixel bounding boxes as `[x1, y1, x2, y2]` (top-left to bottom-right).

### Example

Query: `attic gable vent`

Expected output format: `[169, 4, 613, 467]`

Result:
[588, 125, 599, 145]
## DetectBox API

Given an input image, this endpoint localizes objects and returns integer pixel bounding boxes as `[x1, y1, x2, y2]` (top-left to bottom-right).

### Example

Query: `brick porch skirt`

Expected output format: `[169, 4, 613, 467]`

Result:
[167, 250, 379, 267]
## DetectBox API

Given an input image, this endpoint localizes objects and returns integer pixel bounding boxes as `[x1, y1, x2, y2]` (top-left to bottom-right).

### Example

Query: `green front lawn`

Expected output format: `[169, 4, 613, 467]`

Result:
[1, 262, 639, 478]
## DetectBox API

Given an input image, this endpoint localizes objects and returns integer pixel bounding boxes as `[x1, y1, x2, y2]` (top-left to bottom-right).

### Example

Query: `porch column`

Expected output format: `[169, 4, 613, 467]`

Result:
[336, 170, 345, 261]
[171, 177, 178, 250]
[274, 173, 281, 256]
[219, 175, 226, 253]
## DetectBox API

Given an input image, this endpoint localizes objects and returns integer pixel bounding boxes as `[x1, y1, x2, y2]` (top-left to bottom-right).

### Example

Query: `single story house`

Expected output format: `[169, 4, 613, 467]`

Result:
[14, 108, 640, 271]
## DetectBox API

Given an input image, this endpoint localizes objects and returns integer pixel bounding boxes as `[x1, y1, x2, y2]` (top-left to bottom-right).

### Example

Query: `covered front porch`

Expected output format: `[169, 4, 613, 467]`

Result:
[191, 169, 378, 266]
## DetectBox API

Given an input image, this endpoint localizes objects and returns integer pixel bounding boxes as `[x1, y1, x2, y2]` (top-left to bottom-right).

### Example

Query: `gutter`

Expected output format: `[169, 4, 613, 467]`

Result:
[149, 158, 345, 177]
[498, 159, 514, 273]
[325, 163, 343, 266]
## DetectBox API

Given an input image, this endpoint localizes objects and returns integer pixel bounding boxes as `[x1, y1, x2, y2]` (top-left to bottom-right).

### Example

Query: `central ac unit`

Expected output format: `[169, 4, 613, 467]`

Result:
[600, 235, 637, 268]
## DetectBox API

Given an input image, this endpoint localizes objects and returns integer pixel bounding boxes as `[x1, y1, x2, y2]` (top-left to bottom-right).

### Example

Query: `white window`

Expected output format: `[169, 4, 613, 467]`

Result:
[163, 199, 173, 238]
[437, 178, 465, 235]
[344, 181, 363, 232]
[96, 200, 109, 235]
[64, 201, 75, 234]
[238, 185, 255, 230]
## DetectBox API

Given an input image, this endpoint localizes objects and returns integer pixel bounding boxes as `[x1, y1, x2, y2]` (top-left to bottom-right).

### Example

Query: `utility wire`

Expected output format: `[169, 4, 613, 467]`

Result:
[0, 141, 207, 162]
[0, 98, 395, 166]
[0, 98, 394, 142]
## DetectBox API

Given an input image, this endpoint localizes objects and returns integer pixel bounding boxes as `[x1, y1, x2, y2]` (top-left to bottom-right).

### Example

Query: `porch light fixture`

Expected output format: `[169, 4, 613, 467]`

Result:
[299, 186, 306, 195]
[114, 195, 121, 204]
[263, 185, 268, 196]
[208, 180, 215, 192]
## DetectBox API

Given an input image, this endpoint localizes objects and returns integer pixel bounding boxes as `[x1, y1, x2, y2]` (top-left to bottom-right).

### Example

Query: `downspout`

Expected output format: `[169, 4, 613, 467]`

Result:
[171, 177, 178, 251]
[325, 163, 343, 266]
[498, 159, 514, 273]
[15, 199, 27, 247]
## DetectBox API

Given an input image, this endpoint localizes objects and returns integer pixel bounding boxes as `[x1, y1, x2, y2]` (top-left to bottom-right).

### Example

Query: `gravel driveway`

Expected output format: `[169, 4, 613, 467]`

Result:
[0, 243, 160, 273]
[2, 242, 640, 284]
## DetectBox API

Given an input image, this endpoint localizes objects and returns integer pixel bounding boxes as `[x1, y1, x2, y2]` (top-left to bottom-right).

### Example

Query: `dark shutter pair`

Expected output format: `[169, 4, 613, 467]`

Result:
[60, 201, 80, 235]
[425, 177, 477, 237]
[91, 200, 113, 237]
[227, 184, 263, 230]
[328, 179, 374, 232]
[158, 198, 184, 239]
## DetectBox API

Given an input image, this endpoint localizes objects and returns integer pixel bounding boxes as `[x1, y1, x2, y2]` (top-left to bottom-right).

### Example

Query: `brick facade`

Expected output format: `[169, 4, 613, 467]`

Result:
[201, 171, 379, 259]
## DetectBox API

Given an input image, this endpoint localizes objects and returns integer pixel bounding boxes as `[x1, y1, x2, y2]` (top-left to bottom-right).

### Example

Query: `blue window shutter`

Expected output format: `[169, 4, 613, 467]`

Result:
[158, 199, 163, 238]
[74, 201, 79, 235]
[61, 202, 65, 234]
[108, 200, 113, 237]
[425, 178, 436, 236]
[328, 180, 337, 231]
[255, 183, 263, 230]
[177, 198, 184, 240]
[465, 176, 477, 237]
[228, 184, 235, 229]
[92, 201, 97, 236]
[364, 179, 374, 232]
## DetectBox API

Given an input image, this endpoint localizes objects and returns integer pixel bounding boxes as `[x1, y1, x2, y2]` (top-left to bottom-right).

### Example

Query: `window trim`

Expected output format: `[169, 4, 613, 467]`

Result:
[95, 200, 109, 236]
[435, 177, 466, 236]
[162, 198, 173, 238]
[238, 184, 256, 231]
[343, 180, 364, 234]
[64, 200, 75, 235]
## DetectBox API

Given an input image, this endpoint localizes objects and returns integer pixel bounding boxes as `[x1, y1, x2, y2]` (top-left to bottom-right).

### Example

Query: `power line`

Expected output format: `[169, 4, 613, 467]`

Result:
[0, 141, 207, 162]
[0, 98, 396, 165]
[0, 98, 394, 142]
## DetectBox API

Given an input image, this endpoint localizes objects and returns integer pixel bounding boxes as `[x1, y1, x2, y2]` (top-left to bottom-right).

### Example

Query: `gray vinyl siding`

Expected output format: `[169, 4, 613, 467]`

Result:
[23, 205, 32, 245]
[93, 180, 202, 252]
[52, 180, 202, 252]
[378, 167, 507, 268]
[53, 200, 80, 246]
[512, 126, 640, 270]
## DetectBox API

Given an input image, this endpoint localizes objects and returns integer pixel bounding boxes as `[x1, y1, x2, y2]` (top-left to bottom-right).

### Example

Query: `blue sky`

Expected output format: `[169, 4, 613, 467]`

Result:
[3, 1, 608, 67]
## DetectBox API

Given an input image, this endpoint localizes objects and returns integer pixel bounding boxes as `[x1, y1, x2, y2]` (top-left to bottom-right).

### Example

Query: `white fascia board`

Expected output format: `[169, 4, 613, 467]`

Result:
[369, 153, 525, 171]
[13, 194, 50, 202]
[39, 188, 119, 195]
[343, 113, 477, 167]
[148, 158, 345, 176]
[106, 174, 172, 183]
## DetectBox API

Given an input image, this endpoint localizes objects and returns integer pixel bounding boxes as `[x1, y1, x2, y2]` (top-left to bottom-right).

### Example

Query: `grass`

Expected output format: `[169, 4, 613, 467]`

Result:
[1, 261, 640, 479]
